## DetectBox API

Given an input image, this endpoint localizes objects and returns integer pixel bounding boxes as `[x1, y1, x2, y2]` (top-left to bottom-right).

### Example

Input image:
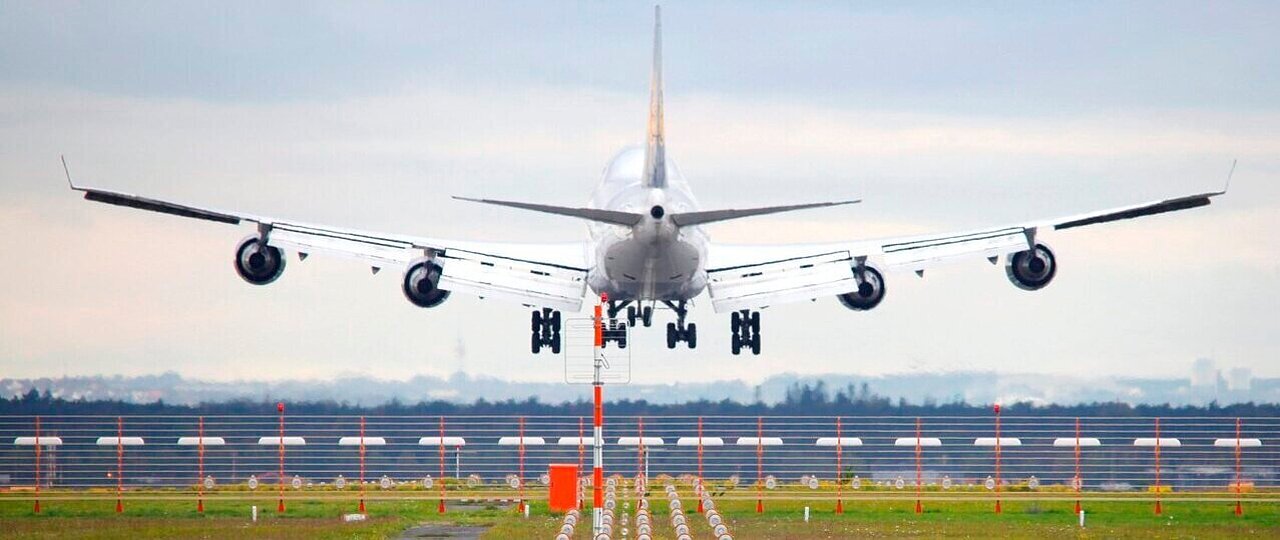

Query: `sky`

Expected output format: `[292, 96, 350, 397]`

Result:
[1, 1, 1278, 386]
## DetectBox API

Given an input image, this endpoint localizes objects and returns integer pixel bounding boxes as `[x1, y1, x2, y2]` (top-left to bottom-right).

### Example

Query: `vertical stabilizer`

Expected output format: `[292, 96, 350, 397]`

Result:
[641, 5, 666, 188]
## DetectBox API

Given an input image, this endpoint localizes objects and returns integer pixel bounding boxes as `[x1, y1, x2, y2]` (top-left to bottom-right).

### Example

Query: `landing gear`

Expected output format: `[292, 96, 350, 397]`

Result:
[626, 305, 654, 328]
[730, 309, 761, 355]
[662, 300, 696, 349]
[530, 308, 561, 354]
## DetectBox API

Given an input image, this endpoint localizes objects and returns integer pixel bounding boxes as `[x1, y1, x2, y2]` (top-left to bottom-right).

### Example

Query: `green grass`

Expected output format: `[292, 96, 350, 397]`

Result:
[1, 493, 1276, 539]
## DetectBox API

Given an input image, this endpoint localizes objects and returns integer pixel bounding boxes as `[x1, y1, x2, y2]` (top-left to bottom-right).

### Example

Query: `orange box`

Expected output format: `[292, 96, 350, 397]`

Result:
[548, 463, 580, 512]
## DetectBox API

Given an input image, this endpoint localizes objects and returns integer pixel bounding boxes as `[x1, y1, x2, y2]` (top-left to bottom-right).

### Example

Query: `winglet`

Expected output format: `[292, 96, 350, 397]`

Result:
[61, 155, 80, 190]
[1222, 158, 1236, 194]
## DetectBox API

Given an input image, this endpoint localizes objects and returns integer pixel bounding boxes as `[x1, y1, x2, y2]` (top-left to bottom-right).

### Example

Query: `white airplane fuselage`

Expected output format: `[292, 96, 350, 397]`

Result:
[586, 146, 708, 303]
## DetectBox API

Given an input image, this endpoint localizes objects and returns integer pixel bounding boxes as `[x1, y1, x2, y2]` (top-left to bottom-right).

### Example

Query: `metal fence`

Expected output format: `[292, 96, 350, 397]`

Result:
[1, 414, 1276, 511]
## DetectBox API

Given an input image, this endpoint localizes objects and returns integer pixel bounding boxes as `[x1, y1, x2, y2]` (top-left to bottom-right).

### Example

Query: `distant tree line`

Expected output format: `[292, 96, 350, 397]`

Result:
[3, 382, 1276, 417]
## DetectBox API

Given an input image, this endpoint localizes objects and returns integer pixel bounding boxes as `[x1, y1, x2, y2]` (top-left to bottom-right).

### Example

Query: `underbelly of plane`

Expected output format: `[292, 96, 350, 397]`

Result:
[593, 237, 705, 301]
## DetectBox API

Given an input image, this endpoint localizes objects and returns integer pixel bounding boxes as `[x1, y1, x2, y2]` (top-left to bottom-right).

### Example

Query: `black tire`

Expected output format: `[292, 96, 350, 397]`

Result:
[550, 310, 562, 330]
[749, 311, 761, 332]
[642, 306, 653, 327]
[666, 323, 677, 349]
[731, 312, 741, 333]
[531, 311, 542, 332]
[531, 332, 541, 354]
[619, 333, 627, 349]
[731, 333, 741, 355]
[550, 334, 561, 354]
[686, 323, 697, 349]
[626, 306, 638, 327]
[750, 333, 761, 355]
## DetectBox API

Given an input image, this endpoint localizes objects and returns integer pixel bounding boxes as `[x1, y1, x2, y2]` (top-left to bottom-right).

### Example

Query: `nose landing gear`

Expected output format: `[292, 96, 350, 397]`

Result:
[530, 308, 561, 354]
[730, 309, 761, 355]
[663, 300, 697, 349]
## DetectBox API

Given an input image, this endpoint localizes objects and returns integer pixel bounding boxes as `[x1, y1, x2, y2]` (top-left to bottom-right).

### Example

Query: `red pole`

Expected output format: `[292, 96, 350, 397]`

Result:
[914, 417, 922, 514]
[593, 385, 603, 512]
[1154, 417, 1162, 515]
[33, 417, 40, 514]
[518, 416, 526, 514]
[359, 416, 366, 513]
[277, 402, 285, 513]
[756, 416, 763, 514]
[1074, 417, 1081, 514]
[1235, 417, 1243, 516]
[697, 416, 705, 513]
[116, 416, 123, 513]
[578, 416, 585, 509]
[637, 416, 645, 482]
[197, 416, 205, 513]
[438, 416, 446, 514]
[836, 416, 844, 514]
[994, 405, 1002, 514]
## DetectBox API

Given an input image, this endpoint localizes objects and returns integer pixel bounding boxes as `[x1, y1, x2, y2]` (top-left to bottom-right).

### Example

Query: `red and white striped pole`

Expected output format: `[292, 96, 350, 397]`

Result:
[277, 402, 286, 513]
[592, 293, 606, 535]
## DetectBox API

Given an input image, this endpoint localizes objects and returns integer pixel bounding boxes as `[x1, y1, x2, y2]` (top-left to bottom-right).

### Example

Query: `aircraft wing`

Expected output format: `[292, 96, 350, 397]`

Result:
[66, 164, 589, 312]
[705, 181, 1230, 313]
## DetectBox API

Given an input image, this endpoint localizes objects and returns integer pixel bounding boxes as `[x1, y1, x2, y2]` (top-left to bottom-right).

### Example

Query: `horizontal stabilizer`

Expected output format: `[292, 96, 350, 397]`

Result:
[453, 197, 645, 227]
[670, 200, 860, 227]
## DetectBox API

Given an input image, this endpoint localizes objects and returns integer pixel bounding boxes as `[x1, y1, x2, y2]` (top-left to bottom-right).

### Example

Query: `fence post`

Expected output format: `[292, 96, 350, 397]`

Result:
[1073, 417, 1081, 515]
[33, 417, 40, 514]
[1154, 417, 1162, 515]
[518, 416, 526, 514]
[914, 417, 922, 514]
[697, 416, 705, 513]
[747, 414, 757, 511]
[994, 405, 1002, 514]
[835, 416, 844, 514]
[438, 416, 446, 514]
[359, 416, 366, 514]
[1235, 417, 1243, 516]
[197, 416, 205, 513]
[277, 402, 285, 513]
[116, 416, 124, 513]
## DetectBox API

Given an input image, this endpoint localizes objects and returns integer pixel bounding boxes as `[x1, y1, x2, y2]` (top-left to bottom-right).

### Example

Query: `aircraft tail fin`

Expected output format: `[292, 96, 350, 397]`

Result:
[641, 5, 666, 189]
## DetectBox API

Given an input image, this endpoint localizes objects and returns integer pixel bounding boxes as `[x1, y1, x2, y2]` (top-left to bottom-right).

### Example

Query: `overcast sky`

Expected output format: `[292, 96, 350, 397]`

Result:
[1, 1, 1278, 386]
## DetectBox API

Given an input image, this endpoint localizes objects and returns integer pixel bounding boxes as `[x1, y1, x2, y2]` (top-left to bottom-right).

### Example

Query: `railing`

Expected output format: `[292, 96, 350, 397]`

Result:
[1, 414, 1275, 514]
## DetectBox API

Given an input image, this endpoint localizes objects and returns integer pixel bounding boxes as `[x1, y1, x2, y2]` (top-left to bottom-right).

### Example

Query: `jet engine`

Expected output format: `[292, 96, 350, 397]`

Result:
[403, 258, 451, 308]
[234, 235, 285, 285]
[1005, 243, 1057, 291]
[837, 264, 886, 311]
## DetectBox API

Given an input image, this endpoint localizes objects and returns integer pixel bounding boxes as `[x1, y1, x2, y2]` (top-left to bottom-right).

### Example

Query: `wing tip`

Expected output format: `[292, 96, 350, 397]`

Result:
[61, 154, 80, 190]
[1221, 158, 1237, 195]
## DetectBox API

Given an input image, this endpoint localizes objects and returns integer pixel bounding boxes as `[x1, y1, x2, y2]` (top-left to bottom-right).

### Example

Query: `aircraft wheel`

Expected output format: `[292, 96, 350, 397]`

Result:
[731, 333, 741, 355]
[550, 310, 562, 331]
[750, 333, 761, 355]
[642, 306, 653, 327]
[686, 323, 697, 349]
[531, 332, 542, 354]
[532, 310, 543, 332]
[730, 312, 741, 333]
[749, 311, 760, 332]
[550, 334, 562, 354]
[666, 323, 677, 349]
[626, 306, 638, 327]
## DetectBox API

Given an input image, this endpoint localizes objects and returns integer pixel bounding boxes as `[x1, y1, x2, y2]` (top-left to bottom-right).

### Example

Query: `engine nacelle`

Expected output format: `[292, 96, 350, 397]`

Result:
[234, 235, 285, 285]
[1005, 243, 1057, 291]
[837, 264, 886, 311]
[403, 257, 451, 308]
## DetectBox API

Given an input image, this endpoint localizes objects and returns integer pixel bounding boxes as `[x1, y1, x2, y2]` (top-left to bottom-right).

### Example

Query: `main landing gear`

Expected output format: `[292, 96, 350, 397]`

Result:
[663, 300, 697, 349]
[731, 309, 761, 355]
[531, 307, 561, 354]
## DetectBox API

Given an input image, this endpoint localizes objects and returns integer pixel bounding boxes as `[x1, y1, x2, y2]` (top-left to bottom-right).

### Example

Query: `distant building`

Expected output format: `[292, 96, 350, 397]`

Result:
[1227, 367, 1253, 392]
[1191, 358, 1217, 388]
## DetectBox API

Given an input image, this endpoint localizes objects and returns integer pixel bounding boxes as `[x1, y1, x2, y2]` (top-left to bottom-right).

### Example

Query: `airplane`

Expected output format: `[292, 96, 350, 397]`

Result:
[66, 6, 1230, 356]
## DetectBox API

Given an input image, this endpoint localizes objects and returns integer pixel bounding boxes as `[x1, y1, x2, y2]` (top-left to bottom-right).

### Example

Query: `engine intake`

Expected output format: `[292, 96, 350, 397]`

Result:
[234, 236, 285, 285]
[837, 264, 885, 311]
[1005, 243, 1057, 291]
[403, 258, 451, 308]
